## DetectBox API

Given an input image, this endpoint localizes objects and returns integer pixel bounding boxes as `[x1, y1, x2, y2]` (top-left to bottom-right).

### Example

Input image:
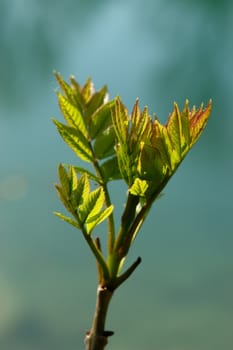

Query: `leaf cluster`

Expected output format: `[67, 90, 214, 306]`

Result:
[54, 164, 113, 235]
[53, 73, 212, 288]
[52, 73, 121, 183]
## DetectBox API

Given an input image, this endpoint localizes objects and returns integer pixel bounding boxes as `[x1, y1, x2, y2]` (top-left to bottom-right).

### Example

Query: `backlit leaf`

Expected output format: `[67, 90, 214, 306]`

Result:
[57, 93, 88, 138]
[54, 211, 80, 229]
[76, 173, 90, 205]
[69, 166, 78, 192]
[189, 100, 212, 145]
[179, 101, 191, 152]
[129, 178, 149, 197]
[81, 77, 94, 103]
[114, 143, 133, 185]
[69, 75, 84, 110]
[89, 101, 115, 139]
[58, 163, 70, 197]
[79, 187, 104, 223]
[166, 103, 183, 158]
[86, 205, 114, 234]
[73, 166, 101, 183]
[112, 97, 129, 144]
[86, 85, 108, 119]
[131, 101, 151, 147]
[54, 184, 73, 213]
[52, 119, 93, 162]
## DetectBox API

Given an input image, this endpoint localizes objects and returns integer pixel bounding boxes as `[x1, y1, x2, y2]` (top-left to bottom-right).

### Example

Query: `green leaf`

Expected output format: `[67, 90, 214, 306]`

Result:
[52, 119, 93, 162]
[100, 157, 122, 181]
[55, 72, 77, 104]
[93, 126, 116, 159]
[89, 100, 115, 139]
[189, 100, 212, 145]
[86, 205, 114, 234]
[54, 211, 80, 229]
[69, 75, 84, 110]
[151, 121, 174, 172]
[69, 166, 78, 192]
[76, 173, 90, 205]
[54, 184, 73, 213]
[166, 103, 183, 159]
[58, 163, 70, 197]
[129, 178, 149, 197]
[131, 101, 151, 147]
[79, 187, 104, 224]
[86, 85, 108, 119]
[81, 77, 94, 103]
[72, 166, 101, 183]
[115, 143, 133, 184]
[179, 101, 191, 152]
[57, 93, 88, 138]
[112, 97, 129, 144]
[138, 143, 165, 183]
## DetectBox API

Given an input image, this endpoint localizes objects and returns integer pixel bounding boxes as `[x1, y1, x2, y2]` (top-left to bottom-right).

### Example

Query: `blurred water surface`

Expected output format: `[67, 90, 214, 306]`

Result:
[0, 1, 233, 349]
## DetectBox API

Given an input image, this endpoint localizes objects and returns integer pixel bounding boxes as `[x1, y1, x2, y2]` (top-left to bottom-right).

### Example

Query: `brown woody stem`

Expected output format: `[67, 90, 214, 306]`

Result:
[85, 285, 114, 350]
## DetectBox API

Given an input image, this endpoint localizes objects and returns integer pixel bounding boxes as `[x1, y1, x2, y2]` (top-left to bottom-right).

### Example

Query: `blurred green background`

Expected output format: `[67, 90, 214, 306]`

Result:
[0, 0, 232, 349]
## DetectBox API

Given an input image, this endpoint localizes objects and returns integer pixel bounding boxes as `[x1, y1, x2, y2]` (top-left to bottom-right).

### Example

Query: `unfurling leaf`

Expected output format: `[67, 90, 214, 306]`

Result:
[137, 143, 166, 183]
[189, 100, 212, 144]
[111, 97, 211, 202]
[129, 178, 149, 197]
[112, 97, 129, 144]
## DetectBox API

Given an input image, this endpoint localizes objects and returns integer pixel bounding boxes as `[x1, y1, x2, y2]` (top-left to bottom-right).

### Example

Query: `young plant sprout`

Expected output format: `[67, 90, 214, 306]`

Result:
[53, 72, 212, 350]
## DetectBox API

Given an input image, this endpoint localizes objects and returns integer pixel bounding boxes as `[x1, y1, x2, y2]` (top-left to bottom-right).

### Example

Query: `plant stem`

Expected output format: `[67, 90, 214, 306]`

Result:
[91, 154, 116, 254]
[85, 285, 114, 350]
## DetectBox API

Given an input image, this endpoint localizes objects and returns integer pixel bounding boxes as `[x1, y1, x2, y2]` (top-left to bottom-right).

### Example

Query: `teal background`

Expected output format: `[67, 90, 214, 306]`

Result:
[0, 1, 233, 349]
